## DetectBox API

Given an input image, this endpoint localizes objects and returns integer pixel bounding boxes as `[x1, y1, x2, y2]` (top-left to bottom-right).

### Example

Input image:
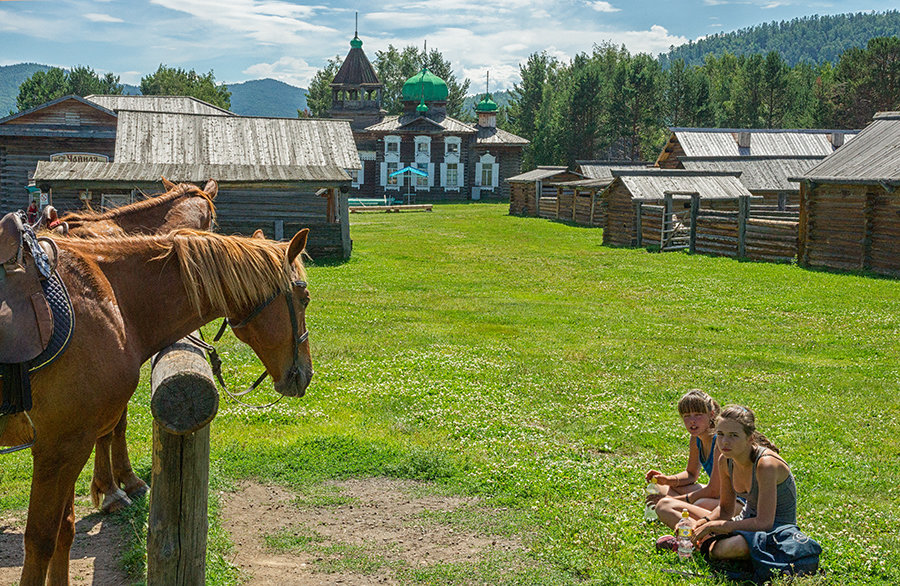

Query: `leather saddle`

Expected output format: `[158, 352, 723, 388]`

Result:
[0, 212, 58, 363]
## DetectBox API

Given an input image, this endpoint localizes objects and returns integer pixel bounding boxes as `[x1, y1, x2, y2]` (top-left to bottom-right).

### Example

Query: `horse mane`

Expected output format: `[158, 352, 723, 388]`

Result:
[61, 183, 216, 223]
[55, 229, 305, 316]
[161, 229, 306, 316]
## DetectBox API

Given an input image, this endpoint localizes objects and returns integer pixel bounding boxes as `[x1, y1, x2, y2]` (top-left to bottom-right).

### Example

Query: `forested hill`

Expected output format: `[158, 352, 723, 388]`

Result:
[0, 63, 51, 114]
[660, 10, 900, 67]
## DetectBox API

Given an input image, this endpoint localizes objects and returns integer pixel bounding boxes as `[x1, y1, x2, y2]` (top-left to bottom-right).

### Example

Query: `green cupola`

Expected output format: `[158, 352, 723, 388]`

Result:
[401, 67, 449, 103]
[475, 93, 498, 113]
[350, 35, 363, 49]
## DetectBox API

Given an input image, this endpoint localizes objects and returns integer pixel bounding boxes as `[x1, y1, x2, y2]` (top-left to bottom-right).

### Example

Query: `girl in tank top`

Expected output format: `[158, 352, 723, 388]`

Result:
[646, 390, 723, 532]
[692, 405, 798, 560]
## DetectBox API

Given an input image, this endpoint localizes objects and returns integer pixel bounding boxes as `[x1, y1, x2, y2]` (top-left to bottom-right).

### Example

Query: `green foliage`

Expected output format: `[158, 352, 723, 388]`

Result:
[15, 64, 123, 112]
[832, 36, 900, 128]
[303, 55, 341, 117]
[660, 10, 900, 67]
[140, 64, 231, 110]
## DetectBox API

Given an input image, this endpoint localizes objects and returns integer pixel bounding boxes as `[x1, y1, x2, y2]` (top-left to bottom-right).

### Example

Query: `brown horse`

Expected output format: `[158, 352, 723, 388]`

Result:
[0, 227, 312, 585]
[51, 178, 218, 513]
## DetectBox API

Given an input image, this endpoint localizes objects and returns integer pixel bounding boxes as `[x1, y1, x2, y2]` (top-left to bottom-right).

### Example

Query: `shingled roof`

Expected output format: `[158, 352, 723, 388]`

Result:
[34, 111, 360, 183]
[796, 112, 900, 185]
[682, 157, 823, 192]
[609, 168, 754, 200]
[86, 94, 235, 116]
[332, 36, 381, 88]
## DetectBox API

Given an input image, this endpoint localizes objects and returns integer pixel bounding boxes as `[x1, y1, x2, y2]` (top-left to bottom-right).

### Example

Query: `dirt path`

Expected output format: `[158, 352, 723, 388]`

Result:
[0, 503, 130, 585]
[222, 477, 522, 585]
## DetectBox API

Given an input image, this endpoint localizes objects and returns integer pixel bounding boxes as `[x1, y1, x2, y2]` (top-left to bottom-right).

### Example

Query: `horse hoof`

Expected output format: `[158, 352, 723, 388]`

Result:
[126, 481, 150, 501]
[101, 489, 132, 514]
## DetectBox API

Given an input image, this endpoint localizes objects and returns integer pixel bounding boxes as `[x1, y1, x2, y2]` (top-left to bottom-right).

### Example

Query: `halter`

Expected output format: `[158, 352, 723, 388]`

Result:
[188, 279, 309, 408]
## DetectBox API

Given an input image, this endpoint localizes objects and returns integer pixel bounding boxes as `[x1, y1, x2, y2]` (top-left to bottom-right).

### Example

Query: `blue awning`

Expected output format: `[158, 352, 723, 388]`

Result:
[390, 166, 428, 178]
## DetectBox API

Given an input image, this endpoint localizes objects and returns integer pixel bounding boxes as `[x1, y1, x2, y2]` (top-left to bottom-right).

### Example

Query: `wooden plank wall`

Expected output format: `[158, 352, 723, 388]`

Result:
[694, 210, 740, 257]
[0, 138, 115, 213]
[508, 182, 533, 216]
[871, 194, 900, 277]
[42, 181, 350, 258]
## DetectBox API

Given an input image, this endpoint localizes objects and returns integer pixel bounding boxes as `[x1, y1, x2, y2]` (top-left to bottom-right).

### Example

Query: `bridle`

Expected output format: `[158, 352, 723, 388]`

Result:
[188, 279, 309, 408]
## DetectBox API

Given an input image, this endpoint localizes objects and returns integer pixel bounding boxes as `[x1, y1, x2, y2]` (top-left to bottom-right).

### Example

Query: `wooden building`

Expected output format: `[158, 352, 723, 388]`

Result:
[0, 94, 237, 214]
[0, 96, 117, 213]
[327, 33, 528, 202]
[793, 111, 900, 277]
[601, 168, 752, 247]
[656, 128, 857, 207]
[507, 166, 582, 216]
[33, 111, 360, 258]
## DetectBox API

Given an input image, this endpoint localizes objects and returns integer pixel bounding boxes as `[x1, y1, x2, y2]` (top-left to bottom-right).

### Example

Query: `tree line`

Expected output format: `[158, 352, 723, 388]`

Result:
[507, 37, 900, 169]
[660, 11, 900, 68]
[14, 64, 231, 112]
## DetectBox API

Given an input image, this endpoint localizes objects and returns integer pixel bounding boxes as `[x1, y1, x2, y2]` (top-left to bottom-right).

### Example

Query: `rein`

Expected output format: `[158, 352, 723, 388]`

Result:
[187, 279, 308, 409]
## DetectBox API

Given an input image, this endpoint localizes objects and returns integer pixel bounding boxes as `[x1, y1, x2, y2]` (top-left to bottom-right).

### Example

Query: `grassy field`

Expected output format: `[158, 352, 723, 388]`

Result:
[2, 203, 899, 584]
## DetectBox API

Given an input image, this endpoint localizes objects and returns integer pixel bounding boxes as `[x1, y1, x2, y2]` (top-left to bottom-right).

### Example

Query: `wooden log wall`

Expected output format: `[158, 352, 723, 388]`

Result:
[801, 183, 899, 278]
[744, 218, 799, 263]
[693, 210, 740, 257]
[538, 196, 558, 219]
[602, 183, 637, 246]
[557, 188, 575, 220]
[639, 204, 664, 247]
[508, 182, 532, 216]
[870, 193, 900, 277]
[574, 191, 605, 226]
[802, 186, 868, 271]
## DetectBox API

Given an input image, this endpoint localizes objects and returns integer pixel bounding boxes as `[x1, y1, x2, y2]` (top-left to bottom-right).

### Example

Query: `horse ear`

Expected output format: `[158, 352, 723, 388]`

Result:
[161, 177, 176, 191]
[251, 229, 265, 239]
[203, 179, 218, 199]
[287, 228, 309, 264]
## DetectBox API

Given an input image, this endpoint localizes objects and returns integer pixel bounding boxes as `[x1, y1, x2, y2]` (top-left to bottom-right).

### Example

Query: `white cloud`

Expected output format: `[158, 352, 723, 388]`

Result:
[149, 0, 337, 44]
[84, 13, 124, 23]
[588, 1, 621, 12]
[242, 56, 318, 87]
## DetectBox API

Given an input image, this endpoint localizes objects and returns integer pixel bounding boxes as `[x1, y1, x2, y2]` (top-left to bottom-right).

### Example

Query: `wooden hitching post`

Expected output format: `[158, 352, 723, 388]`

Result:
[147, 335, 219, 586]
[738, 195, 750, 259]
[689, 193, 700, 254]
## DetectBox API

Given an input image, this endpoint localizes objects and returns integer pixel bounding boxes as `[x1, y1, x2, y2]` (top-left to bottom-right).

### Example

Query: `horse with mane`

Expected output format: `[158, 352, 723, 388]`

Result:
[0, 226, 312, 586]
[48, 178, 218, 514]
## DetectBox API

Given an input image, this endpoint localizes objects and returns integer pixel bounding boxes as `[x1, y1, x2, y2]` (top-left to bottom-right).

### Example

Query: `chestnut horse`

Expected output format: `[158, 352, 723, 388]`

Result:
[0, 227, 312, 585]
[52, 178, 218, 513]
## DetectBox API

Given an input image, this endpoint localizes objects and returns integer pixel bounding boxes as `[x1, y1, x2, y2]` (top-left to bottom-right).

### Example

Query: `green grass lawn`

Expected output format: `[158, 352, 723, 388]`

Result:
[2, 203, 898, 584]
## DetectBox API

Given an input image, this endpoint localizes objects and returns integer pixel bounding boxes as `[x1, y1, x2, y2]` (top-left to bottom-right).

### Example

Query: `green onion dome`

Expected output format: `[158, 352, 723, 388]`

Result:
[475, 93, 498, 112]
[350, 35, 363, 49]
[401, 67, 449, 102]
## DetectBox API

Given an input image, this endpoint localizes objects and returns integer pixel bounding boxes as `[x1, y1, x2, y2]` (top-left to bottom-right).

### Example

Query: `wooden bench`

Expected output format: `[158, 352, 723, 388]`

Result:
[349, 204, 433, 213]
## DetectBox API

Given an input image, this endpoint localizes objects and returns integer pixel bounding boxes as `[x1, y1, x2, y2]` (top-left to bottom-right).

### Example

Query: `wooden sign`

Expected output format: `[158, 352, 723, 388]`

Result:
[50, 152, 109, 163]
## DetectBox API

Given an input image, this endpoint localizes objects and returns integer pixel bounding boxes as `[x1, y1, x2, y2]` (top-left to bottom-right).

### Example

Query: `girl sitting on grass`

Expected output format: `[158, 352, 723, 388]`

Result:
[684, 405, 820, 579]
[645, 389, 722, 524]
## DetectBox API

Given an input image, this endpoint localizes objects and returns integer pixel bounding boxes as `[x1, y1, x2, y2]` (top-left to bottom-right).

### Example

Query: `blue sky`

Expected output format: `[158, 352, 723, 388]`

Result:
[0, 0, 896, 91]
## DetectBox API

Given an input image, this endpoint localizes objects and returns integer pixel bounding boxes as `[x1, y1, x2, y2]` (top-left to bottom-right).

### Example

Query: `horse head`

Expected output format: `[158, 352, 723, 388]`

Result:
[229, 229, 313, 398]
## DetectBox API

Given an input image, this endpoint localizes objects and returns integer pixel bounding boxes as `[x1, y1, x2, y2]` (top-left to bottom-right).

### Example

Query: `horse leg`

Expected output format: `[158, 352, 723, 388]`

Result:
[111, 407, 149, 500]
[21, 441, 93, 586]
[91, 431, 131, 514]
[46, 488, 76, 585]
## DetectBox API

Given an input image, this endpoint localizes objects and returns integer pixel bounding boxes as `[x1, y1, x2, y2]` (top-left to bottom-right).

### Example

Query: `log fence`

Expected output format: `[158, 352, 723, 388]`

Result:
[636, 194, 801, 263]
